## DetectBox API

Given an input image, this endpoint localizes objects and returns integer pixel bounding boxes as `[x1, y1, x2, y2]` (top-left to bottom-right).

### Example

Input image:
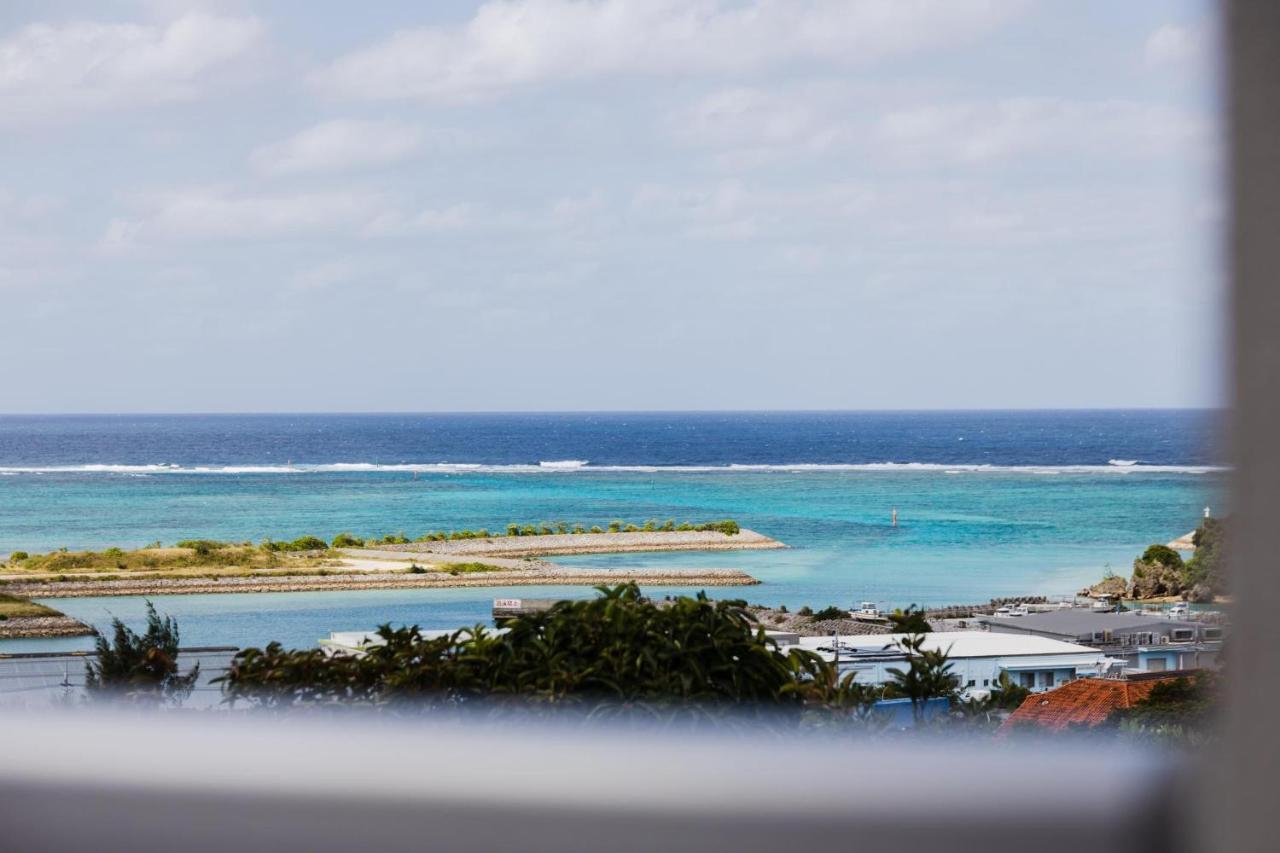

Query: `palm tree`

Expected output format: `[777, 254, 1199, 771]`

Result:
[886, 633, 958, 723]
[887, 604, 931, 633]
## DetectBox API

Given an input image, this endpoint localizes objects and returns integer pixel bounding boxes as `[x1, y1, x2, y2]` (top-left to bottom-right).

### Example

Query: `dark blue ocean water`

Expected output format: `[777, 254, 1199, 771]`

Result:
[0, 410, 1224, 469]
[0, 411, 1226, 652]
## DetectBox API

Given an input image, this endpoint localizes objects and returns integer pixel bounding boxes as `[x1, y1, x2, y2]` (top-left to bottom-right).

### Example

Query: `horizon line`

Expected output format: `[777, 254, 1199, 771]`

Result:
[0, 406, 1228, 417]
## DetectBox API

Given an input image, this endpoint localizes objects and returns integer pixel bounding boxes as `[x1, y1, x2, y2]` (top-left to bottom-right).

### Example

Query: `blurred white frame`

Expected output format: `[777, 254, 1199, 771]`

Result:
[1, 2, 1275, 851]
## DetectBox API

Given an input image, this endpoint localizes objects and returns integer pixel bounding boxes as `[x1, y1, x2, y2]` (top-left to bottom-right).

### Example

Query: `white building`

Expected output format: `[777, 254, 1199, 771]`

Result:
[778, 631, 1117, 695]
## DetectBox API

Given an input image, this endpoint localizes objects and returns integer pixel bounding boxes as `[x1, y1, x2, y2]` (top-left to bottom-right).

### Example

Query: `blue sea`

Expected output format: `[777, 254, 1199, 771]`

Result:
[0, 411, 1226, 653]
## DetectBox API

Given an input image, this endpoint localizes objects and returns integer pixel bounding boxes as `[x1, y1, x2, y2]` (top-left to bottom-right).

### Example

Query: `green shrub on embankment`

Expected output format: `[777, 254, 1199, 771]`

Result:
[261, 536, 330, 553]
[323, 519, 741, 547]
[423, 519, 740, 540]
[7, 542, 336, 574]
[0, 592, 63, 619]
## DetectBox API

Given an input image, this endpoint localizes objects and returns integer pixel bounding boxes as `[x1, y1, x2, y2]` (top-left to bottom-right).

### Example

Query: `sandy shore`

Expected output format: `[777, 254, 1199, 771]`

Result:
[3, 567, 762, 599]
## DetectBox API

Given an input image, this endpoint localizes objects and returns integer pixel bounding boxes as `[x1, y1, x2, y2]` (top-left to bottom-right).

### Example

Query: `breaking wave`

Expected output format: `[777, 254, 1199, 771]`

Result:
[0, 461, 1228, 475]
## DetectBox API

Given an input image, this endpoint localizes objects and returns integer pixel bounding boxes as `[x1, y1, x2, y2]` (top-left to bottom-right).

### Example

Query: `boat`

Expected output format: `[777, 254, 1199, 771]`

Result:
[1091, 594, 1117, 613]
[850, 601, 887, 624]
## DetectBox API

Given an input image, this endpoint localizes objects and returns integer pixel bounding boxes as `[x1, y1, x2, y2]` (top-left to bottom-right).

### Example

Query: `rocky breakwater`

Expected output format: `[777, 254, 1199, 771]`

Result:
[2, 567, 762, 599]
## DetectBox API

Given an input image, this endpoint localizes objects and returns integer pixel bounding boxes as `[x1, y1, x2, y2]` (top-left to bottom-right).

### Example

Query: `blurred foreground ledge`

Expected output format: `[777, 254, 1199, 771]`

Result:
[0, 708, 1189, 853]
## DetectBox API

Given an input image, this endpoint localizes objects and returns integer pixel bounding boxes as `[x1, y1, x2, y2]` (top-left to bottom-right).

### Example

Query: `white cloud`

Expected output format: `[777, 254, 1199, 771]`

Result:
[289, 260, 365, 292]
[362, 191, 605, 238]
[629, 180, 875, 242]
[876, 98, 1206, 163]
[251, 119, 427, 175]
[668, 85, 857, 168]
[100, 188, 385, 248]
[631, 181, 756, 239]
[1144, 24, 1205, 68]
[362, 204, 479, 237]
[317, 0, 1020, 101]
[0, 189, 62, 224]
[0, 13, 264, 123]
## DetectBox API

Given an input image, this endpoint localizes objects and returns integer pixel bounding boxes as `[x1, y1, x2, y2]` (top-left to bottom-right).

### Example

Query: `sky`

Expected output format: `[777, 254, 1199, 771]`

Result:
[0, 0, 1224, 413]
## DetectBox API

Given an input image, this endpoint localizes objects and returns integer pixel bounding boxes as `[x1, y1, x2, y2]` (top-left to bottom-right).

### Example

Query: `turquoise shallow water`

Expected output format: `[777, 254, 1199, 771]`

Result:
[1, 468, 1223, 652]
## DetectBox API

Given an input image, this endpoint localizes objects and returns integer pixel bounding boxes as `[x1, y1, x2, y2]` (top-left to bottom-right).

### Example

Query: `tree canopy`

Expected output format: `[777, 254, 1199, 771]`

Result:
[218, 584, 927, 724]
[85, 601, 199, 704]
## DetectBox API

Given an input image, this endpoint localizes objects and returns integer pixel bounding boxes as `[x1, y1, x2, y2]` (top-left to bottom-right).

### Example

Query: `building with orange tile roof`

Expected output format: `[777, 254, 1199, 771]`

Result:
[997, 671, 1193, 734]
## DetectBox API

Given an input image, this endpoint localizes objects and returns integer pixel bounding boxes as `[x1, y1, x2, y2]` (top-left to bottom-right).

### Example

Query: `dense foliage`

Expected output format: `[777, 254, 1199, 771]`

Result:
[1139, 545, 1184, 570]
[887, 604, 932, 633]
[1184, 517, 1224, 594]
[1127, 518, 1226, 601]
[1104, 671, 1220, 747]
[85, 602, 199, 704]
[262, 536, 330, 552]
[886, 634, 959, 720]
[219, 584, 891, 721]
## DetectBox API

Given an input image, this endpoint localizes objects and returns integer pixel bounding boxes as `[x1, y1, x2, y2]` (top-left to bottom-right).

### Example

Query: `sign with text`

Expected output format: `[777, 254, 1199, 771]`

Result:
[494, 599, 522, 609]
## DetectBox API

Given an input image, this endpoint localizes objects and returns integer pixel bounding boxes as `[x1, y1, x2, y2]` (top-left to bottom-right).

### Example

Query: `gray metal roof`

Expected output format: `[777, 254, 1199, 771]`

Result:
[979, 609, 1205, 638]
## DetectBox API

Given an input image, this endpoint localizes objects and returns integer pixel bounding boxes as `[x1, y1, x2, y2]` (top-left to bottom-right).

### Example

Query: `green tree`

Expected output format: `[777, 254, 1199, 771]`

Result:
[1105, 672, 1220, 747]
[218, 584, 892, 726]
[887, 604, 931, 633]
[1140, 544, 1184, 571]
[886, 634, 958, 722]
[1184, 517, 1225, 596]
[85, 602, 198, 704]
[954, 671, 1030, 727]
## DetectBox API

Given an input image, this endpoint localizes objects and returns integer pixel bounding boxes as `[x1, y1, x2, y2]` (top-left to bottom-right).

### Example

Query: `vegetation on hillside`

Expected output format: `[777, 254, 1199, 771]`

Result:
[1184, 517, 1225, 595]
[1124, 517, 1226, 601]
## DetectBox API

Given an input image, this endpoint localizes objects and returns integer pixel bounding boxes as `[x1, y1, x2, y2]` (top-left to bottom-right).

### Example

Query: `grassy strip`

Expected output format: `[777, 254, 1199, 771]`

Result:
[7, 567, 378, 584]
[336, 519, 741, 547]
[5, 545, 340, 574]
[437, 562, 506, 575]
[6, 563, 514, 588]
[404, 561, 506, 576]
[0, 592, 64, 619]
[3, 520, 744, 573]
